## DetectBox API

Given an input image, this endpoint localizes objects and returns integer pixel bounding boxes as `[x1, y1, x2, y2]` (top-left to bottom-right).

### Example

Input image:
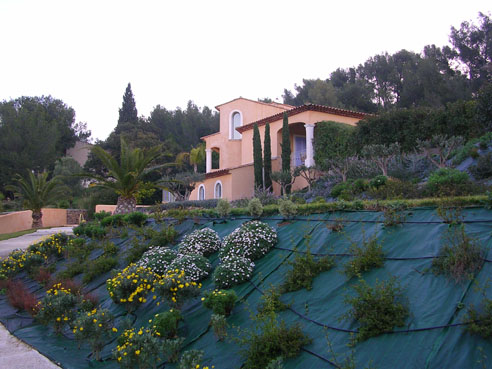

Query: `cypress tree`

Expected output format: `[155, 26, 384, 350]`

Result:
[253, 123, 263, 189]
[281, 112, 291, 173]
[118, 83, 138, 125]
[263, 123, 272, 190]
[281, 112, 292, 194]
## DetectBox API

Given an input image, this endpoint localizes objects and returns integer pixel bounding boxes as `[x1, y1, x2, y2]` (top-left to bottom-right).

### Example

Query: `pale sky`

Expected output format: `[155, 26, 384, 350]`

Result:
[0, 0, 490, 140]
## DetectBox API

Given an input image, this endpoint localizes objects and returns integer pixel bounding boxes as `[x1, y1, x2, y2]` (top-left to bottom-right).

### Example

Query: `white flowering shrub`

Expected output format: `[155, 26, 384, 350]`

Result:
[220, 221, 278, 261]
[177, 228, 221, 256]
[167, 254, 211, 282]
[137, 247, 177, 275]
[213, 256, 255, 289]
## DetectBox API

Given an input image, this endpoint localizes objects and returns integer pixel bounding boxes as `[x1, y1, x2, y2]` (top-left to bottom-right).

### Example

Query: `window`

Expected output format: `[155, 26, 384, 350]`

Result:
[162, 190, 175, 203]
[230, 111, 242, 139]
[214, 181, 222, 199]
[198, 184, 205, 200]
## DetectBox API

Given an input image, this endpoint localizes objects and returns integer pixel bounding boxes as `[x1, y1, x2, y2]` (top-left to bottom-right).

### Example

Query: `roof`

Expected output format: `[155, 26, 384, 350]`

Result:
[236, 103, 369, 133]
[215, 97, 294, 111]
[205, 169, 230, 179]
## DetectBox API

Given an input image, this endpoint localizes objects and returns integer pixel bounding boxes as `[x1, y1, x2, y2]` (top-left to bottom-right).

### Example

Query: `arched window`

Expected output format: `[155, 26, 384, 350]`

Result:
[198, 184, 205, 201]
[230, 111, 242, 139]
[214, 181, 222, 199]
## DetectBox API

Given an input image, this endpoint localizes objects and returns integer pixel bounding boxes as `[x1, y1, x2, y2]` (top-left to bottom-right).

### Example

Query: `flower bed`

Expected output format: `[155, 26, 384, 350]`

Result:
[167, 254, 211, 282]
[137, 247, 178, 275]
[213, 256, 255, 289]
[178, 228, 221, 256]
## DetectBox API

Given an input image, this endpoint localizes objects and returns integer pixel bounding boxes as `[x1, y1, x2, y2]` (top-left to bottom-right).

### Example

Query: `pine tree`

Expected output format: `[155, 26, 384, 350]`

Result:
[118, 83, 138, 125]
[263, 123, 272, 190]
[253, 123, 263, 189]
[281, 112, 292, 193]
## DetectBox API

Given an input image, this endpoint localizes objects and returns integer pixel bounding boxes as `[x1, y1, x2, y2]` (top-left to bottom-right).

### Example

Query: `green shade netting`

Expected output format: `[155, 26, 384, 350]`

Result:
[1, 208, 491, 369]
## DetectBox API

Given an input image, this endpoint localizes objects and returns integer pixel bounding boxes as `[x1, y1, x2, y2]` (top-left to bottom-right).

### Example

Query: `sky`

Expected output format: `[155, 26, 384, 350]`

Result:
[0, 0, 490, 141]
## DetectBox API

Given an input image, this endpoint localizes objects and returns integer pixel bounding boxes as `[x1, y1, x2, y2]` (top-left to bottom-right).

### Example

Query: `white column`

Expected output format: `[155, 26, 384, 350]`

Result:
[304, 124, 315, 167]
[205, 148, 212, 173]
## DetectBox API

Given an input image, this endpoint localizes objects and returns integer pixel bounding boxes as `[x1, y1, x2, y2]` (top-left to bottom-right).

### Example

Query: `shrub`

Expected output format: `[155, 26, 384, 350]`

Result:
[465, 298, 492, 339]
[36, 283, 78, 333]
[154, 269, 201, 309]
[210, 313, 228, 341]
[281, 249, 334, 292]
[382, 203, 408, 227]
[137, 247, 177, 275]
[65, 238, 92, 261]
[344, 236, 385, 278]
[237, 314, 311, 369]
[178, 228, 221, 256]
[148, 225, 178, 246]
[35, 267, 52, 286]
[125, 238, 151, 264]
[470, 153, 492, 179]
[344, 278, 408, 342]
[220, 221, 278, 261]
[94, 210, 112, 221]
[106, 264, 158, 312]
[278, 199, 297, 219]
[330, 181, 353, 200]
[163, 337, 185, 363]
[369, 175, 388, 189]
[123, 211, 148, 227]
[72, 308, 116, 361]
[179, 349, 204, 369]
[100, 214, 125, 227]
[57, 262, 85, 280]
[426, 168, 472, 196]
[216, 198, 231, 217]
[6, 280, 39, 316]
[257, 286, 287, 316]
[202, 289, 238, 316]
[368, 179, 419, 200]
[82, 256, 118, 284]
[28, 233, 71, 257]
[432, 226, 484, 282]
[248, 198, 263, 218]
[114, 325, 162, 369]
[168, 254, 211, 282]
[213, 256, 255, 289]
[154, 309, 183, 338]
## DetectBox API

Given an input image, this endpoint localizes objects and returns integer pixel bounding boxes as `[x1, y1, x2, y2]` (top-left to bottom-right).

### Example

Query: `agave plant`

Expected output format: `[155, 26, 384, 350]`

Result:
[85, 138, 162, 214]
[6, 171, 65, 228]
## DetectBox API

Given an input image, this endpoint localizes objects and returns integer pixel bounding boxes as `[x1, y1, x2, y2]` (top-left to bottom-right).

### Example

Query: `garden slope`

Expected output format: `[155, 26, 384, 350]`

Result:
[1, 209, 492, 369]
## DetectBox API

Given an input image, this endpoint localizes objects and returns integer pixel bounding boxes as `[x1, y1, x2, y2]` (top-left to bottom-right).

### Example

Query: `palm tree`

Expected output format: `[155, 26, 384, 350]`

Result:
[85, 138, 162, 214]
[6, 171, 65, 228]
[175, 144, 205, 173]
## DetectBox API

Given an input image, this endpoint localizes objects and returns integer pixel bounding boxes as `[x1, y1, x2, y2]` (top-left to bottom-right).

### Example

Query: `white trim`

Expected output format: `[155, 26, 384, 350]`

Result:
[198, 184, 205, 201]
[214, 180, 223, 199]
[229, 110, 243, 140]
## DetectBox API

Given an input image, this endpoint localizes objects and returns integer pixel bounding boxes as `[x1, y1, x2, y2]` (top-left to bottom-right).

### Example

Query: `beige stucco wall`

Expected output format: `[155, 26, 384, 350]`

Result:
[0, 209, 68, 235]
[95, 205, 117, 214]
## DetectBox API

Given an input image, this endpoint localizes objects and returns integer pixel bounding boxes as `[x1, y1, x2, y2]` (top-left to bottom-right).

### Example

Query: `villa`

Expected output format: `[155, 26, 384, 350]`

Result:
[189, 97, 368, 201]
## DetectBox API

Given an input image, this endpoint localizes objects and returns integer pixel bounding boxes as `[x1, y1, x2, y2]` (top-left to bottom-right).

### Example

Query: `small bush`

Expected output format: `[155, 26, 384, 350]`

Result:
[281, 249, 334, 292]
[368, 179, 419, 200]
[154, 309, 183, 339]
[344, 236, 385, 278]
[125, 238, 151, 264]
[426, 168, 472, 196]
[114, 326, 162, 369]
[248, 198, 264, 218]
[344, 278, 408, 342]
[432, 226, 484, 282]
[179, 349, 204, 369]
[82, 256, 118, 284]
[168, 254, 211, 282]
[36, 283, 78, 333]
[6, 280, 39, 315]
[278, 199, 297, 219]
[213, 256, 255, 289]
[382, 204, 408, 227]
[216, 198, 231, 217]
[237, 314, 311, 369]
[137, 247, 177, 275]
[257, 286, 287, 316]
[162, 337, 185, 363]
[57, 262, 85, 280]
[470, 153, 492, 179]
[148, 225, 178, 246]
[465, 298, 492, 339]
[35, 267, 52, 286]
[436, 206, 464, 225]
[155, 270, 201, 309]
[100, 214, 125, 227]
[202, 289, 238, 316]
[94, 211, 112, 221]
[72, 308, 116, 361]
[220, 221, 278, 261]
[330, 182, 353, 200]
[123, 211, 148, 227]
[178, 227, 221, 256]
[210, 313, 228, 341]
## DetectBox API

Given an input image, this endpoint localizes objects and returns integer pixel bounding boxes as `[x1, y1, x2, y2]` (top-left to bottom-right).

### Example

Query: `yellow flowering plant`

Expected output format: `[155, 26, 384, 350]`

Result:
[113, 324, 161, 369]
[36, 283, 78, 333]
[106, 264, 159, 313]
[72, 308, 116, 361]
[154, 269, 201, 310]
[202, 289, 237, 316]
